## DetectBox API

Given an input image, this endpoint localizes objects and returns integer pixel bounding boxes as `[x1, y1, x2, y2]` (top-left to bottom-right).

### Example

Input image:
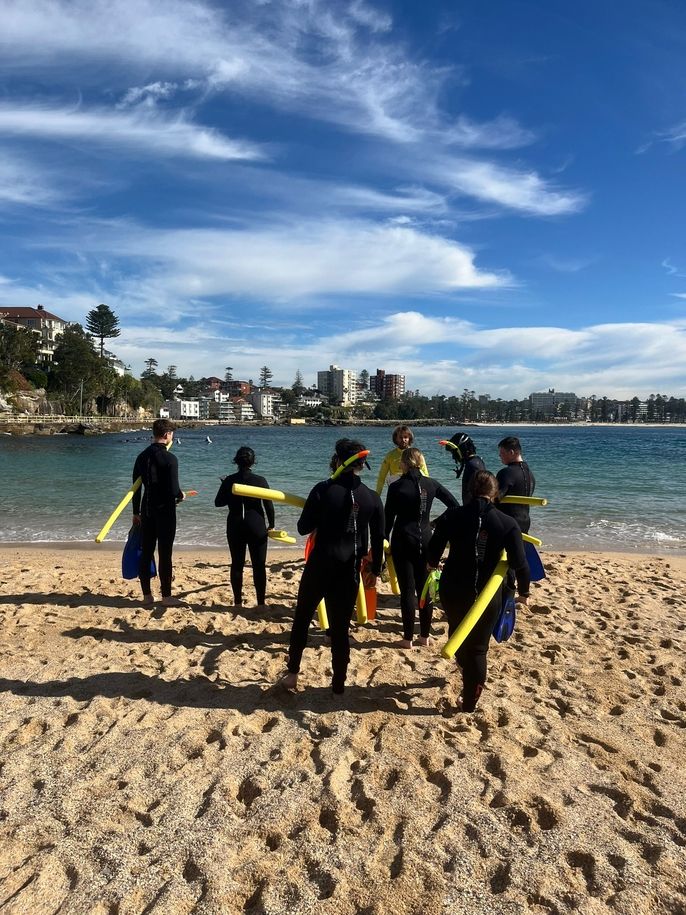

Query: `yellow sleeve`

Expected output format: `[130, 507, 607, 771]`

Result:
[420, 455, 429, 476]
[376, 453, 391, 494]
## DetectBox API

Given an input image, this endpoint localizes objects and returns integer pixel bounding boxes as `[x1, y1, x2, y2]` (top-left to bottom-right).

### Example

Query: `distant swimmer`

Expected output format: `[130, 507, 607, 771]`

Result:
[132, 419, 185, 607]
[376, 425, 428, 493]
[214, 446, 275, 608]
[206, 435, 212, 444]
[427, 471, 529, 712]
[282, 438, 384, 695]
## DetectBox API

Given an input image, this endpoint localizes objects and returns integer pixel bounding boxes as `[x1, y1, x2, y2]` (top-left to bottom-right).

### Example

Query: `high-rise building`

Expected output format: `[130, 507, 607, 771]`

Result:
[317, 365, 358, 405]
[370, 368, 405, 400]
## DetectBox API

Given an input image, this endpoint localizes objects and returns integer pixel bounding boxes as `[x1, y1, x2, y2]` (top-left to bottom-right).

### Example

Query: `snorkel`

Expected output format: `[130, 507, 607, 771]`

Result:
[438, 439, 466, 479]
[329, 449, 371, 481]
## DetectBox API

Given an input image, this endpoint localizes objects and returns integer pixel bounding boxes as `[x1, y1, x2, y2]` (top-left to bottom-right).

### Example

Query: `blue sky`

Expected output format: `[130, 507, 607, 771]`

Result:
[1, 0, 685, 398]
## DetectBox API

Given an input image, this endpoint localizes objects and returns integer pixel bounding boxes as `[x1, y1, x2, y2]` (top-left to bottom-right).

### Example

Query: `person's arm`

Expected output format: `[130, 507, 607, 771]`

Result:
[384, 486, 397, 541]
[375, 453, 391, 494]
[214, 478, 230, 508]
[260, 478, 276, 528]
[504, 526, 530, 601]
[297, 483, 322, 535]
[435, 481, 458, 510]
[426, 511, 450, 568]
[132, 454, 143, 518]
[168, 453, 184, 503]
[496, 467, 512, 499]
[369, 494, 385, 577]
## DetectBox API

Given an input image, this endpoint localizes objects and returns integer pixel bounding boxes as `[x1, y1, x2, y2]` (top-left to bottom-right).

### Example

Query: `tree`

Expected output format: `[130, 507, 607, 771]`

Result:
[142, 358, 158, 378]
[259, 365, 273, 388]
[50, 323, 103, 413]
[292, 369, 305, 396]
[359, 369, 369, 389]
[86, 304, 120, 358]
[0, 323, 40, 385]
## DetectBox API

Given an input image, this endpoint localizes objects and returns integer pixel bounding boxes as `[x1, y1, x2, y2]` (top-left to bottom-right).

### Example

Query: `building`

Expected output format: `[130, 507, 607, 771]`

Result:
[0, 305, 67, 363]
[529, 389, 577, 419]
[233, 398, 256, 422]
[161, 399, 200, 420]
[370, 368, 406, 401]
[225, 380, 252, 397]
[248, 391, 275, 419]
[103, 348, 128, 377]
[317, 364, 358, 406]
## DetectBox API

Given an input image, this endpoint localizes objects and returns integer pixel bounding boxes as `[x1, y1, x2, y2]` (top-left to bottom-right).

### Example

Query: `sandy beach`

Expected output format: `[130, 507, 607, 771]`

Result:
[0, 545, 684, 914]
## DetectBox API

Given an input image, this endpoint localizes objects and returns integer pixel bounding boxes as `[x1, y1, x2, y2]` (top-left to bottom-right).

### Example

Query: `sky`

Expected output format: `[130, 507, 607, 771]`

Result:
[1, 0, 685, 399]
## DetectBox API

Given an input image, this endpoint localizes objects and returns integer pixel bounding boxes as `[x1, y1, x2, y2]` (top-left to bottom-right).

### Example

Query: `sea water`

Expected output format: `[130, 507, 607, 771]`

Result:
[1, 424, 684, 553]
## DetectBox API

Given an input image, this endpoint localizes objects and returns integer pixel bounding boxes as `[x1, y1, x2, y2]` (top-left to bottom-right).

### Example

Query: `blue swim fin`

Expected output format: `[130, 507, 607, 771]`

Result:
[493, 593, 516, 643]
[524, 540, 546, 581]
[122, 526, 157, 580]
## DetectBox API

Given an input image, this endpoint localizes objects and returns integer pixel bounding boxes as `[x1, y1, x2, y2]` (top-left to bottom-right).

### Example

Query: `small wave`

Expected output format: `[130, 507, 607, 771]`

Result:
[588, 519, 682, 545]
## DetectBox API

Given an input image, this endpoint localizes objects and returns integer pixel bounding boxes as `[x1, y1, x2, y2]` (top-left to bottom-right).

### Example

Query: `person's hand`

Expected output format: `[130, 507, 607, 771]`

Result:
[516, 595, 529, 609]
[132, 514, 141, 526]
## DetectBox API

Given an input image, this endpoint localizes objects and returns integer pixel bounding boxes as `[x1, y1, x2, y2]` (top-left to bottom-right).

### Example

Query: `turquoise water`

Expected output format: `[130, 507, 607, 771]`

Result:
[1, 425, 685, 553]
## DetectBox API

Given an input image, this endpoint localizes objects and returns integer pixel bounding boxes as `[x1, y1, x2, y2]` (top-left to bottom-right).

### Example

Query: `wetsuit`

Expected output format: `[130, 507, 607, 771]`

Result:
[288, 473, 384, 692]
[461, 455, 486, 505]
[214, 469, 275, 605]
[427, 499, 529, 711]
[496, 461, 536, 533]
[385, 469, 457, 641]
[132, 443, 183, 598]
[376, 447, 429, 494]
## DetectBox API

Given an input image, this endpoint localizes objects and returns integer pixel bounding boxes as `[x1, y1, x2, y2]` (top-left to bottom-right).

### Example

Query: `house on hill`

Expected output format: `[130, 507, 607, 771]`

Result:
[0, 305, 68, 363]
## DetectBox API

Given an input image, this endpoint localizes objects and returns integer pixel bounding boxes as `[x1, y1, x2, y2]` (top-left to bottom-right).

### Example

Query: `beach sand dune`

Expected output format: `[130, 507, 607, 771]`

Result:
[0, 547, 684, 914]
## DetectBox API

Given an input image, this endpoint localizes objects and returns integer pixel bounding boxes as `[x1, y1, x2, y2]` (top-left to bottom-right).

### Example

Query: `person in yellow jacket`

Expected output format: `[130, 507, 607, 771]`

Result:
[376, 425, 429, 493]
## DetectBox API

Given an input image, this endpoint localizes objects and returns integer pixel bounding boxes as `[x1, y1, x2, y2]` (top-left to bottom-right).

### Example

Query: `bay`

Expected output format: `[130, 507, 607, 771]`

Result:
[1, 424, 684, 553]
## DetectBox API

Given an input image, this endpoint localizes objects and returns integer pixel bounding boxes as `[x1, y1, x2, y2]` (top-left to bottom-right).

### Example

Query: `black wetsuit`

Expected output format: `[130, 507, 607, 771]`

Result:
[288, 473, 384, 692]
[496, 461, 536, 533]
[214, 469, 275, 605]
[461, 455, 486, 505]
[427, 499, 530, 711]
[385, 469, 457, 641]
[132, 443, 183, 598]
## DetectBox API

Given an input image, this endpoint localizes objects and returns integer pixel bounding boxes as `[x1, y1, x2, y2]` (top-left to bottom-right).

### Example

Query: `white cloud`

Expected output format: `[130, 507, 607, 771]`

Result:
[0, 155, 63, 206]
[40, 218, 507, 302]
[0, 103, 264, 161]
[444, 115, 536, 150]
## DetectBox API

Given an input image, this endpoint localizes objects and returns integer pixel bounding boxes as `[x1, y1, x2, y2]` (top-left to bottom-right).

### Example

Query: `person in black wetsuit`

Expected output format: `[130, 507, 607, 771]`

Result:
[385, 447, 457, 648]
[281, 438, 384, 696]
[496, 435, 536, 534]
[427, 471, 530, 712]
[214, 446, 275, 608]
[447, 433, 486, 505]
[132, 418, 185, 607]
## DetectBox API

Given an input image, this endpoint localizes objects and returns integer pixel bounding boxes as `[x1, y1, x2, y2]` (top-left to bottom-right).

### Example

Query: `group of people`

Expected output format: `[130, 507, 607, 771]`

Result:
[130, 420, 536, 712]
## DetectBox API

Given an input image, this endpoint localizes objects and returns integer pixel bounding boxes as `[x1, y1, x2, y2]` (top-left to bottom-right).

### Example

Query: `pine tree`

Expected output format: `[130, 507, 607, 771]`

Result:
[259, 365, 273, 388]
[86, 304, 121, 358]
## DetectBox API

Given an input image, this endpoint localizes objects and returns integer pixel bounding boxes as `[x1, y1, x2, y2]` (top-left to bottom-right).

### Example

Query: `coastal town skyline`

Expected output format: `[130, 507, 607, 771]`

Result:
[1, 1, 685, 398]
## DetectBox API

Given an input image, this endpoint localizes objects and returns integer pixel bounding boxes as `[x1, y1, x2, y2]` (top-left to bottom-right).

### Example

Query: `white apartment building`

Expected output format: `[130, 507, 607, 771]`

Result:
[0, 305, 67, 363]
[317, 364, 358, 406]
[161, 399, 200, 419]
[248, 391, 274, 418]
[233, 399, 256, 422]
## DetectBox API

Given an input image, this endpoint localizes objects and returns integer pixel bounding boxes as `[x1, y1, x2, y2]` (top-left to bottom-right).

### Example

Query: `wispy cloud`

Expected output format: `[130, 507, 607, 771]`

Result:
[0, 103, 264, 161]
[0, 155, 63, 206]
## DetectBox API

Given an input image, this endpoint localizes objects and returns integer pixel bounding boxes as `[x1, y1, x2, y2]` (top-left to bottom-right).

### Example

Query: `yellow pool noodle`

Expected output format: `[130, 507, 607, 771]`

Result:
[383, 540, 400, 595]
[232, 483, 306, 508]
[95, 477, 142, 543]
[441, 553, 508, 660]
[356, 577, 368, 625]
[317, 600, 329, 631]
[268, 529, 297, 545]
[522, 533, 542, 547]
[500, 495, 548, 506]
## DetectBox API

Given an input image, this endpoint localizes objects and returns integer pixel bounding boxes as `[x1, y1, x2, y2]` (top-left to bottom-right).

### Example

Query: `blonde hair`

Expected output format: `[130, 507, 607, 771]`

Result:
[401, 447, 423, 471]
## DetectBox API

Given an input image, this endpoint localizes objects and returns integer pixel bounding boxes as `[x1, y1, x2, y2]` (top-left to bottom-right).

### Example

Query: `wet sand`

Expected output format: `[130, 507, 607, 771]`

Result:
[0, 546, 684, 914]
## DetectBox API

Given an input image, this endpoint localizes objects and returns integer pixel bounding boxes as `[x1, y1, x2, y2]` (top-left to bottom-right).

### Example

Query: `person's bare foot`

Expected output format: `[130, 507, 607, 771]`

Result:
[161, 595, 186, 607]
[396, 638, 414, 649]
[279, 672, 298, 690]
[141, 593, 154, 607]
[416, 636, 431, 646]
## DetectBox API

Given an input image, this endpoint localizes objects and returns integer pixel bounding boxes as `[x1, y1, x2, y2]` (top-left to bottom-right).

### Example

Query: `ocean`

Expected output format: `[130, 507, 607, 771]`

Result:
[1, 424, 684, 554]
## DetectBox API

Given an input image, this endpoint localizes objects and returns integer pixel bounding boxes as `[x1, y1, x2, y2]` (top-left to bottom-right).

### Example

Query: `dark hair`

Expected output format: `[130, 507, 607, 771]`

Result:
[233, 446, 255, 469]
[333, 438, 366, 471]
[401, 447, 423, 471]
[470, 470, 499, 501]
[498, 436, 521, 453]
[449, 432, 476, 459]
[152, 418, 175, 438]
[392, 425, 414, 446]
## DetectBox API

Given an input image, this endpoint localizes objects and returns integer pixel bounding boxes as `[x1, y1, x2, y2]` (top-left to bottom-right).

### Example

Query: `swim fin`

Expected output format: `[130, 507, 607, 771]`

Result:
[122, 525, 157, 580]
[492, 593, 516, 643]
[524, 540, 546, 581]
